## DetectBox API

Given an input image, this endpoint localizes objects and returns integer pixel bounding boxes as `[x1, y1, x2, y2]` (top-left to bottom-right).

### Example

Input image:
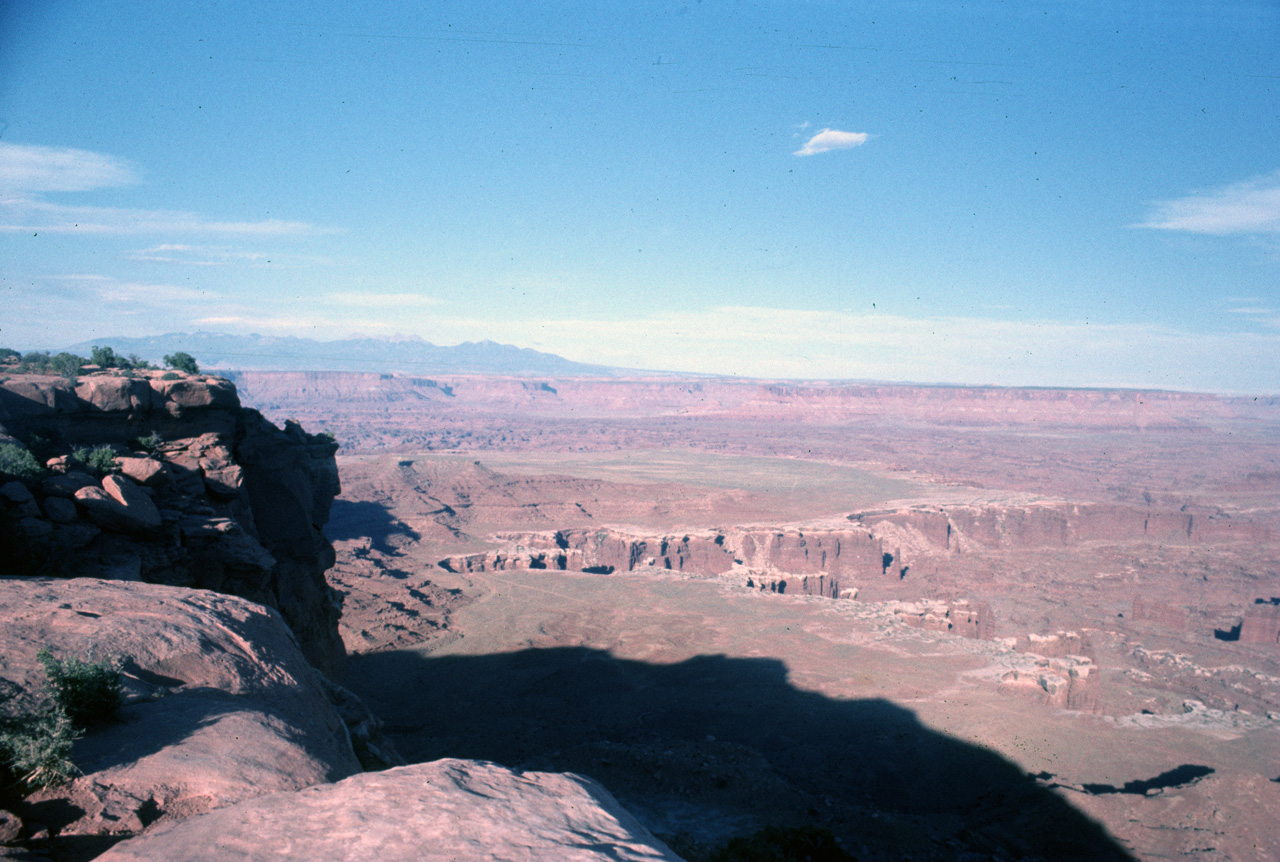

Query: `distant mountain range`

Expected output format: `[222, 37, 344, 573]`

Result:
[62, 332, 624, 376]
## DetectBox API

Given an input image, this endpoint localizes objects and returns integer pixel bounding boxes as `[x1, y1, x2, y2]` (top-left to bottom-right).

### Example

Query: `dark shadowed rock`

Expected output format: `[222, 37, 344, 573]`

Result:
[41, 470, 97, 497]
[96, 759, 681, 862]
[74, 486, 161, 536]
[41, 494, 79, 523]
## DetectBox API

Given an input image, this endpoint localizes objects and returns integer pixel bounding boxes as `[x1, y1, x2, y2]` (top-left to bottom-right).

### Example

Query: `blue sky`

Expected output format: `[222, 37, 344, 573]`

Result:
[2, 1, 1279, 391]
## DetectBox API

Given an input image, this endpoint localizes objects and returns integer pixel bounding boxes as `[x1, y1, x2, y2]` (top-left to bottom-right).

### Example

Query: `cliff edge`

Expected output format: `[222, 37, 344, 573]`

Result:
[0, 369, 344, 675]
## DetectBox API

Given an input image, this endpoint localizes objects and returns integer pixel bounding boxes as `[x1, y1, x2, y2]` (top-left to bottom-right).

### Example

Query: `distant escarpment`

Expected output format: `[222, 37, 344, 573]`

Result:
[0, 371, 344, 675]
[442, 500, 1268, 577]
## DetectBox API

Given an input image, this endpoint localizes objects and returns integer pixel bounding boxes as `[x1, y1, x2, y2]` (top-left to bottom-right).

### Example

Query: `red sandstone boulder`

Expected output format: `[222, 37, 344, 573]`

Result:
[74, 485, 161, 536]
[75, 376, 156, 412]
[117, 456, 168, 487]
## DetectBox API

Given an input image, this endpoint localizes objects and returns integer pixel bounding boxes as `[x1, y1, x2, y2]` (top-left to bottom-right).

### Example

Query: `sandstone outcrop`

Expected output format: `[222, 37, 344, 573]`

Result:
[96, 759, 682, 862]
[997, 631, 1100, 712]
[0, 577, 366, 845]
[890, 599, 996, 640]
[0, 370, 343, 673]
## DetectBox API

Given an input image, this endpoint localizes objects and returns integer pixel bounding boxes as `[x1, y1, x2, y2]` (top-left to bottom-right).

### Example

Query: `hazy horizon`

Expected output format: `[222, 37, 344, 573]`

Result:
[3, 2, 1279, 393]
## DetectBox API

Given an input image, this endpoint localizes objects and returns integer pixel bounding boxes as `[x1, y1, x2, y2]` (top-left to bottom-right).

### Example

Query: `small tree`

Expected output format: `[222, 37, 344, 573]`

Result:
[163, 351, 199, 375]
[91, 345, 121, 368]
[50, 352, 85, 379]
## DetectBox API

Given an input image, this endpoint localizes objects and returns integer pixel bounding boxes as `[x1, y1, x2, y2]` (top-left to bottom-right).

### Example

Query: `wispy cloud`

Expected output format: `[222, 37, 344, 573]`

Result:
[793, 128, 869, 157]
[126, 244, 269, 266]
[323, 291, 443, 308]
[0, 197, 328, 236]
[0, 143, 140, 193]
[1135, 171, 1280, 234]
[96, 282, 213, 305]
[123, 243, 334, 267]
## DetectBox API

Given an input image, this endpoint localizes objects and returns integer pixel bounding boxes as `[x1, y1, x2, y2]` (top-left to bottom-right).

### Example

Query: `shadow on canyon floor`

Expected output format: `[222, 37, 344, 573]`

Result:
[349, 646, 1134, 861]
[326, 499, 421, 553]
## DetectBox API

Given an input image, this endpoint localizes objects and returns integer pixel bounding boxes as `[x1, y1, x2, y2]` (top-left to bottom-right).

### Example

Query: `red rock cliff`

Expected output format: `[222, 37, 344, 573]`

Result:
[0, 371, 345, 675]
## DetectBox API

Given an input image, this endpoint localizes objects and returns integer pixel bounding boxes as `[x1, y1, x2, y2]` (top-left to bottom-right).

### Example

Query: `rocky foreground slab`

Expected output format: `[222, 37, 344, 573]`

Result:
[96, 759, 682, 862]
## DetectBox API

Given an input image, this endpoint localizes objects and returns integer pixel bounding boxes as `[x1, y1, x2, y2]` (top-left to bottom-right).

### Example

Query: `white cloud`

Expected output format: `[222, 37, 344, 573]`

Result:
[96, 282, 213, 305]
[1135, 171, 1280, 234]
[0, 197, 328, 236]
[793, 128, 869, 157]
[0, 143, 140, 193]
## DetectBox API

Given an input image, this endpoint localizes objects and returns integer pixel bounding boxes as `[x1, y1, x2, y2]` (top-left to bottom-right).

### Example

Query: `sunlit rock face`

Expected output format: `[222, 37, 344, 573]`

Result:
[0, 577, 364, 839]
[0, 370, 344, 674]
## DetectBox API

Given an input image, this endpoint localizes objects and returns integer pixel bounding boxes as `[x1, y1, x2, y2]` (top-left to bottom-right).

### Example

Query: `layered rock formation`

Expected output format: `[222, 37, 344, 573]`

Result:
[96, 759, 682, 862]
[850, 501, 1273, 553]
[440, 526, 893, 587]
[0, 370, 343, 673]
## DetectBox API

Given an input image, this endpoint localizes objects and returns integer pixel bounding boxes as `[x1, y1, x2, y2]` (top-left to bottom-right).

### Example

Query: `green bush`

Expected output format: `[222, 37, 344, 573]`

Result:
[134, 432, 164, 453]
[0, 648, 123, 790]
[70, 445, 120, 478]
[0, 347, 19, 363]
[161, 371, 180, 381]
[36, 649, 123, 729]
[163, 351, 199, 375]
[0, 709, 81, 789]
[0, 443, 44, 483]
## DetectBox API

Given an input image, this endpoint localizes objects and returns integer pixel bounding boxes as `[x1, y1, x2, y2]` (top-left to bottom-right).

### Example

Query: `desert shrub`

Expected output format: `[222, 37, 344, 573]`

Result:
[163, 351, 199, 375]
[0, 709, 80, 789]
[36, 649, 123, 729]
[0, 347, 19, 363]
[0, 443, 44, 483]
[127, 353, 153, 370]
[69, 445, 120, 478]
[20, 351, 51, 373]
[133, 431, 164, 453]
[23, 432, 55, 463]
[161, 371, 180, 380]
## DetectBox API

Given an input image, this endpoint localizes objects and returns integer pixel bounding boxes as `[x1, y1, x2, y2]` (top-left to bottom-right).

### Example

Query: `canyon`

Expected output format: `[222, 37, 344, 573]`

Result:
[298, 371, 1279, 860]
[3, 366, 1279, 860]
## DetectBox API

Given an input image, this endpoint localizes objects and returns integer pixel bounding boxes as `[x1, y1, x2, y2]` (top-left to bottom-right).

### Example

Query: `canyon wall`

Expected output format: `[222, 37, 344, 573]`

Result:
[439, 500, 1270, 591]
[0, 371, 344, 674]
